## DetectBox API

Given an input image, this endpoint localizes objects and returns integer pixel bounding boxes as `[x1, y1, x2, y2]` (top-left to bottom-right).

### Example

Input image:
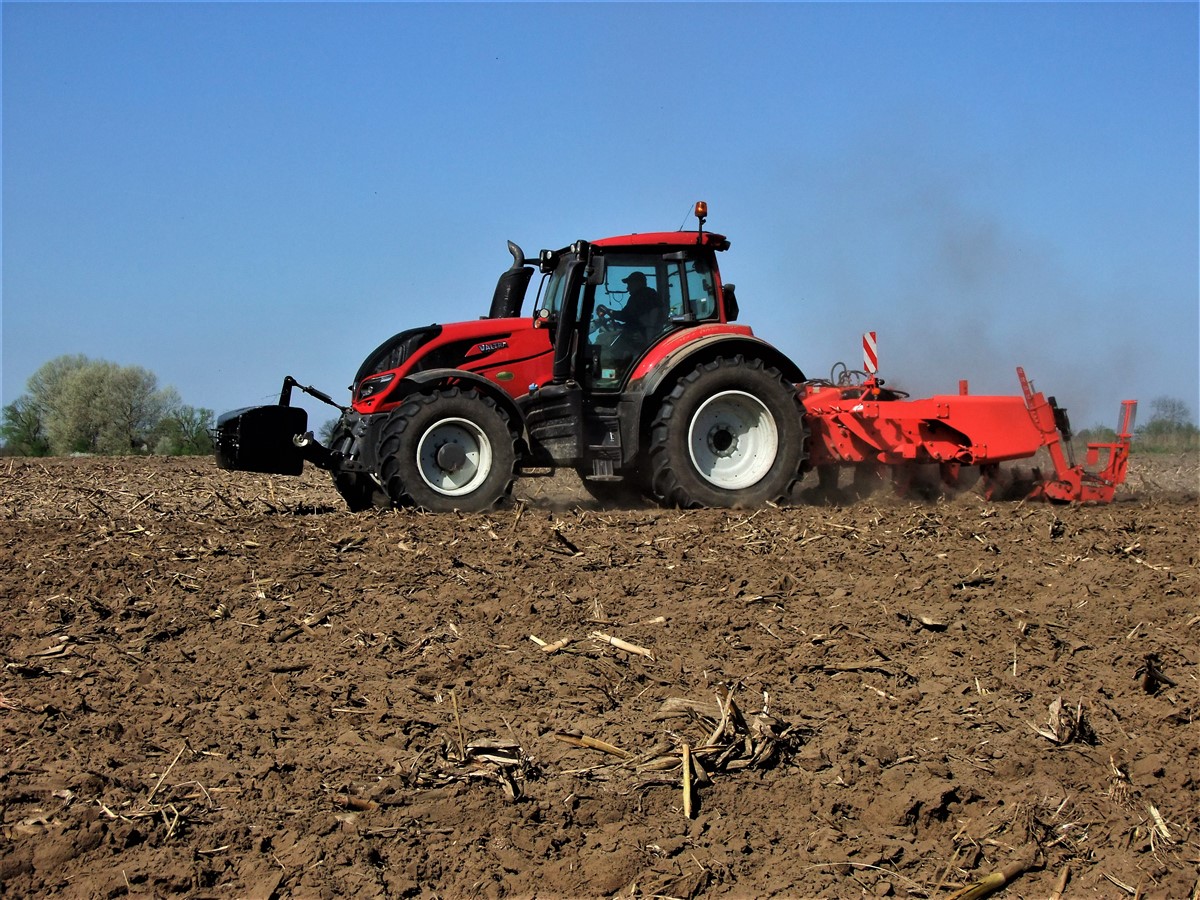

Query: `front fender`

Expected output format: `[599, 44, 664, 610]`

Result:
[387, 368, 525, 433]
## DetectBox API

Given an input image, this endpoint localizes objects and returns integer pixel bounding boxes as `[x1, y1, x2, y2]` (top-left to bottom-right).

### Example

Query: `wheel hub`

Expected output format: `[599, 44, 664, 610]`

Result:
[436, 441, 467, 473]
[688, 390, 779, 490]
[415, 416, 493, 497]
[708, 426, 738, 457]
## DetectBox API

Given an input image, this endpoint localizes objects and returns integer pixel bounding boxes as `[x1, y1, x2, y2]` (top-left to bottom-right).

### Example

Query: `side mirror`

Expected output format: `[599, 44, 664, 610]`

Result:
[723, 283, 739, 321]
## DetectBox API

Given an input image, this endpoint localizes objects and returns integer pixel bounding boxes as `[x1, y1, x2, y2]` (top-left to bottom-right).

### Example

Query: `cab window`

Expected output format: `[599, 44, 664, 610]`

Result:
[670, 257, 717, 320]
[581, 250, 719, 390]
[540, 263, 570, 316]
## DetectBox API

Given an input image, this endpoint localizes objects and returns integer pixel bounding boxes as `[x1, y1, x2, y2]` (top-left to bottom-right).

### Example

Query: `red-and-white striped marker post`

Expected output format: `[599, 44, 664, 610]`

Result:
[863, 331, 878, 375]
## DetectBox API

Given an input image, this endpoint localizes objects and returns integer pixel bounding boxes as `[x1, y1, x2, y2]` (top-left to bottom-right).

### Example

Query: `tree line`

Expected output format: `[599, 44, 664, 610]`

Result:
[1077, 395, 1199, 453]
[1, 354, 1195, 458]
[1, 355, 214, 456]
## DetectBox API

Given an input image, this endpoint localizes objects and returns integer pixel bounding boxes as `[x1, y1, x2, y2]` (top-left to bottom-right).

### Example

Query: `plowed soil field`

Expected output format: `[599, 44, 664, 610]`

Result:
[2, 454, 1197, 899]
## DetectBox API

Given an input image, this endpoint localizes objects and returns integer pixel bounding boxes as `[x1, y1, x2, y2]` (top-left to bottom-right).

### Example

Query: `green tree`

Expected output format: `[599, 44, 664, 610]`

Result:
[97, 366, 180, 453]
[319, 417, 341, 445]
[153, 405, 215, 455]
[0, 397, 50, 455]
[1144, 396, 1194, 430]
[6, 355, 189, 456]
[26, 353, 91, 415]
[1136, 395, 1199, 451]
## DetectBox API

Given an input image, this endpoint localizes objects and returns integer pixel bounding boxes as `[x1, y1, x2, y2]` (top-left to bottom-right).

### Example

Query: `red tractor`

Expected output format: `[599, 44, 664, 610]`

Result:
[215, 203, 1134, 510]
[217, 203, 809, 511]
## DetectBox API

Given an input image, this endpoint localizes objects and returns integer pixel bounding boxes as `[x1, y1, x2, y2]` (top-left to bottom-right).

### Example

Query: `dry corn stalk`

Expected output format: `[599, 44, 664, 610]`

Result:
[529, 634, 571, 653]
[1030, 697, 1094, 745]
[654, 697, 723, 720]
[1047, 865, 1070, 900]
[554, 732, 631, 759]
[590, 631, 655, 660]
[682, 743, 693, 819]
[943, 852, 1037, 900]
[465, 739, 524, 766]
[645, 689, 793, 779]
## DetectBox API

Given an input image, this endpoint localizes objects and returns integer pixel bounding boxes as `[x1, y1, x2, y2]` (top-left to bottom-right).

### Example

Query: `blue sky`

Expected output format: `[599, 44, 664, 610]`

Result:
[3, 2, 1197, 432]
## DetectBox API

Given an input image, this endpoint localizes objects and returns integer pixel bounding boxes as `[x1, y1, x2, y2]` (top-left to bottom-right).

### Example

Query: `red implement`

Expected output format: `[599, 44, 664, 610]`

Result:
[1017, 368, 1136, 504]
[800, 364, 1136, 504]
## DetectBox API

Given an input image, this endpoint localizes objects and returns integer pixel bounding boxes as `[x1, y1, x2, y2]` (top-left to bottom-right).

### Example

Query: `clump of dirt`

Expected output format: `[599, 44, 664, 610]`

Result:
[1, 454, 1196, 898]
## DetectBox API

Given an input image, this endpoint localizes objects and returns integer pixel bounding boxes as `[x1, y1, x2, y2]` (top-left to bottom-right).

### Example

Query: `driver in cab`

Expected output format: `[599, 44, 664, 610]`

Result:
[596, 271, 663, 339]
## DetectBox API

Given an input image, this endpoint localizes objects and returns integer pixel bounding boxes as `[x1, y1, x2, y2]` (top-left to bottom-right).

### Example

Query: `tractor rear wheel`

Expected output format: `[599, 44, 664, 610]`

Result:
[376, 388, 517, 512]
[648, 356, 805, 508]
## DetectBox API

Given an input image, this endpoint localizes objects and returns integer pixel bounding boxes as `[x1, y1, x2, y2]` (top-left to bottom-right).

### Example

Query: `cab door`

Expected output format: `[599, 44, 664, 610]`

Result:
[580, 252, 719, 391]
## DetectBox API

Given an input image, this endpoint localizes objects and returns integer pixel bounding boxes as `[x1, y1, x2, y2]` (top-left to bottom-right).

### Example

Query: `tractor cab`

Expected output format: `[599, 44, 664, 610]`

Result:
[483, 202, 732, 394]
[530, 231, 729, 393]
[581, 245, 723, 390]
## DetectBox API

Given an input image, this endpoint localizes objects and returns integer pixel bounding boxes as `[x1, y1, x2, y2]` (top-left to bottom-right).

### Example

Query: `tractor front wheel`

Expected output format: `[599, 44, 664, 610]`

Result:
[328, 423, 386, 511]
[376, 388, 517, 512]
[648, 356, 805, 508]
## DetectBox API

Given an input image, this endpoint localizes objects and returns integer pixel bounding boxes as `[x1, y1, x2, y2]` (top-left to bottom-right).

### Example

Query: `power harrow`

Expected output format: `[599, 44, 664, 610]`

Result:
[800, 335, 1136, 504]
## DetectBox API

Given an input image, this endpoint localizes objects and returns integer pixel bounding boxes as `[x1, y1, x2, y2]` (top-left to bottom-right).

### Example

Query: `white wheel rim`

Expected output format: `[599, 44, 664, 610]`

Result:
[688, 390, 779, 490]
[415, 417, 493, 496]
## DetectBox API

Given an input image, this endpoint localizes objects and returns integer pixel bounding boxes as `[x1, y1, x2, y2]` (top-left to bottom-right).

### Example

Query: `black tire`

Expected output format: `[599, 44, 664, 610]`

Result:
[647, 356, 806, 508]
[327, 423, 384, 512]
[376, 388, 517, 512]
[332, 471, 382, 512]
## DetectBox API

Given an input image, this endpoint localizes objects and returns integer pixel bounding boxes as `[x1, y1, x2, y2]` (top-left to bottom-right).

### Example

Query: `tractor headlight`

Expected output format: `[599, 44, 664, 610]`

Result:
[356, 372, 395, 401]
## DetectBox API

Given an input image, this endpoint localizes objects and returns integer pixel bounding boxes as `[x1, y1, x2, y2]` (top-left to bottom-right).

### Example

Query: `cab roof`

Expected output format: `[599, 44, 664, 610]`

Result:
[590, 231, 729, 251]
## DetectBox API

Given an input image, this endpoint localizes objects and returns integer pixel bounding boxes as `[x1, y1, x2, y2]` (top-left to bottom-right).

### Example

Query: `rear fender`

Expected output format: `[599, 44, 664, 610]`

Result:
[635, 333, 805, 395]
[621, 334, 806, 464]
